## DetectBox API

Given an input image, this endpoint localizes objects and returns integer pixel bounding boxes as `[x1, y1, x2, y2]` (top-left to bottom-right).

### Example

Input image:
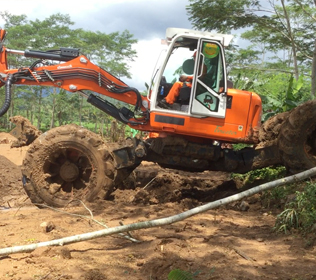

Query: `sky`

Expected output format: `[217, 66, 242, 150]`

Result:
[0, 0, 194, 91]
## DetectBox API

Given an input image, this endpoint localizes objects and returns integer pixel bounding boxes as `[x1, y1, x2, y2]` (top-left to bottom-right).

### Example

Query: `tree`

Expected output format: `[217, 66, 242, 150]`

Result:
[187, 0, 316, 97]
[75, 29, 137, 79]
[0, 12, 78, 129]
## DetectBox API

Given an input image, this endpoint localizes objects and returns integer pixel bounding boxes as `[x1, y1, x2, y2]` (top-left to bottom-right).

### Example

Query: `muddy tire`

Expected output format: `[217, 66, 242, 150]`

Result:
[21, 124, 116, 207]
[257, 111, 290, 148]
[278, 100, 316, 174]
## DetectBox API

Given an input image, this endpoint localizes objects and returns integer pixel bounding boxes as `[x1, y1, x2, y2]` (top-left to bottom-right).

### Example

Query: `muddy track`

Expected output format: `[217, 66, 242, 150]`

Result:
[111, 162, 237, 208]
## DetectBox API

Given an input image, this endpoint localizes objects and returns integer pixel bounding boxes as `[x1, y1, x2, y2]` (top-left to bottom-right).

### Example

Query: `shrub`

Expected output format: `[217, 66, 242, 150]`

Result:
[232, 166, 286, 187]
[275, 181, 316, 233]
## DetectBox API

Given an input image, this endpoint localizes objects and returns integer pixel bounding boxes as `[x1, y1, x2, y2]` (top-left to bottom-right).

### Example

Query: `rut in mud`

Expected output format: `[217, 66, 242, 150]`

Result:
[0, 130, 240, 209]
[0, 152, 237, 209]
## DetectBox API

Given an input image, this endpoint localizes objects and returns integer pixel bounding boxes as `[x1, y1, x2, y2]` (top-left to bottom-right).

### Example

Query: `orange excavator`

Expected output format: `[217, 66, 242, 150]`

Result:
[0, 27, 315, 207]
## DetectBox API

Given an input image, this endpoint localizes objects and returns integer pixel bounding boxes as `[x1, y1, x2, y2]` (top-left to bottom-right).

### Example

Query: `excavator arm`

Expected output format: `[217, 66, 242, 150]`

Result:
[0, 30, 150, 130]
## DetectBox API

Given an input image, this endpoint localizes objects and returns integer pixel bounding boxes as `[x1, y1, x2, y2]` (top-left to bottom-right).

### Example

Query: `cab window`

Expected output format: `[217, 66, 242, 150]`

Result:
[195, 42, 224, 112]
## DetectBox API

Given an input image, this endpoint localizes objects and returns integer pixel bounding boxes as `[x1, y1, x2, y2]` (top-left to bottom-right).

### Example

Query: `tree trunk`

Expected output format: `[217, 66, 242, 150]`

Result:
[50, 93, 56, 129]
[110, 120, 119, 142]
[30, 107, 33, 124]
[57, 111, 62, 127]
[121, 124, 126, 139]
[106, 118, 110, 137]
[79, 96, 83, 126]
[281, 0, 299, 80]
[37, 88, 42, 130]
[100, 118, 104, 137]
[94, 117, 98, 133]
[311, 40, 316, 98]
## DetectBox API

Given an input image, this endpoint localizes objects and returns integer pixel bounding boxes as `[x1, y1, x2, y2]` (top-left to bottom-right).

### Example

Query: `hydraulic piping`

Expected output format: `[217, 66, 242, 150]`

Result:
[0, 74, 13, 117]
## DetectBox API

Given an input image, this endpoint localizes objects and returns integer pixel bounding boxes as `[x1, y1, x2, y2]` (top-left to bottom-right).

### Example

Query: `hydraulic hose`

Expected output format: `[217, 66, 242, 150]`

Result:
[0, 74, 13, 117]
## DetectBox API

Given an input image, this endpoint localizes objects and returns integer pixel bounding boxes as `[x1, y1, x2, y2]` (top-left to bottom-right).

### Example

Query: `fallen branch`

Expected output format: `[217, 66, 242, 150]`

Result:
[143, 177, 157, 190]
[1, 167, 316, 256]
[35, 200, 141, 243]
[230, 246, 256, 262]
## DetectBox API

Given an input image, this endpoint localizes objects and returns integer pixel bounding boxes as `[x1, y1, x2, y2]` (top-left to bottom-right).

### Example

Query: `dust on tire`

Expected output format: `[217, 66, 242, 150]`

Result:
[278, 100, 316, 173]
[21, 124, 116, 207]
[257, 111, 289, 148]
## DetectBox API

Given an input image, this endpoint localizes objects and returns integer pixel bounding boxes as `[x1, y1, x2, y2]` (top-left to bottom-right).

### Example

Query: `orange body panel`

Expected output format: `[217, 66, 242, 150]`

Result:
[0, 47, 8, 87]
[148, 88, 262, 143]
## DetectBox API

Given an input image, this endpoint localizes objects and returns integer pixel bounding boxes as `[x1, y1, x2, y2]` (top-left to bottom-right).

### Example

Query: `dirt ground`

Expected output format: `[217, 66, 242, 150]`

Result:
[0, 132, 315, 280]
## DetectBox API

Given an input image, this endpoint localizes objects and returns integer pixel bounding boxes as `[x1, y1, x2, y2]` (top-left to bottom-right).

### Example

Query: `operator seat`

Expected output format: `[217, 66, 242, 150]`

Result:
[176, 58, 195, 106]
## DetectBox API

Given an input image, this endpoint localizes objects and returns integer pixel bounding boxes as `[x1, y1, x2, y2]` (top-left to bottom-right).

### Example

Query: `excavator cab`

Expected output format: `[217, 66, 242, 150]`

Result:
[150, 28, 231, 118]
[148, 28, 262, 143]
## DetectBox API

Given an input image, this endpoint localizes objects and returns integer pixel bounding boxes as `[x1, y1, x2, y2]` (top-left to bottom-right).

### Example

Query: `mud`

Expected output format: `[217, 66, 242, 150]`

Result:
[0, 132, 315, 280]
[9, 116, 41, 148]
[257, 111, 289, 149]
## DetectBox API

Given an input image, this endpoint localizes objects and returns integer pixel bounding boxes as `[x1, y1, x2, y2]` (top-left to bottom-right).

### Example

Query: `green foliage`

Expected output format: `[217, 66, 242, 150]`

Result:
[275, 208, 300, 233]
[76, 29, 137, 78]
[187, 0, 263, 33]
[167, 268, 214, 280]
[227, 47, 310, 120]
[187, 0, 316, 100]
[232, 166, 286, 187]
[260, 183, 297, 210]
[259, 74, 307, 121]
[1, 12, 137, 78]
[187, 0, 316, 63]
[168, 269, 207, 280]
[233, 166, 289, 210]
[275, 181, 316, 233]
[168, 269, 194, 280]
[232, 143, 251, 151]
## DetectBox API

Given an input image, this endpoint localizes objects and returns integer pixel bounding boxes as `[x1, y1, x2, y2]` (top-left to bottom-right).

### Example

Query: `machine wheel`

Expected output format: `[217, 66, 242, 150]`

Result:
[257, 111, 290, 148]
[278, 100, 316, 174]
[21, 124, 115, 207]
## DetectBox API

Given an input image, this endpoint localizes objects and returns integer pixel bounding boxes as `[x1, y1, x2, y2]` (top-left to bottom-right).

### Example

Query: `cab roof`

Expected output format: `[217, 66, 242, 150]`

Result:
[166, 28, 233, 47]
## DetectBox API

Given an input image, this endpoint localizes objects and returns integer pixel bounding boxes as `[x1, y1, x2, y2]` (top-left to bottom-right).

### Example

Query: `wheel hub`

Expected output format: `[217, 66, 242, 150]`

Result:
[59, 161, 79, 182]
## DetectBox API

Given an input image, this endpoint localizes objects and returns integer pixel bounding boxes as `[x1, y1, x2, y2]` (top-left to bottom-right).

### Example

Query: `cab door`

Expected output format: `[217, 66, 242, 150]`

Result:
[190, 40, 227, 118]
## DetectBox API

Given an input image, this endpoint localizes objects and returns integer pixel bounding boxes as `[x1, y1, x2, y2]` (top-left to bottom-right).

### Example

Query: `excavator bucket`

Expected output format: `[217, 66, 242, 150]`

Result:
[9, 116, 41, 148]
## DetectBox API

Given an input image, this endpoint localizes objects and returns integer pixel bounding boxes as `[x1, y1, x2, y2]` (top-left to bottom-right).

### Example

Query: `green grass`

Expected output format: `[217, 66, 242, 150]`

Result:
[275, 181, 316, 233]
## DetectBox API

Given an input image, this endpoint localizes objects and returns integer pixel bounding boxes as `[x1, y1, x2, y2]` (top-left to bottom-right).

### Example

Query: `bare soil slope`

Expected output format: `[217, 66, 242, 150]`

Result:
[0, 132, 315, 280]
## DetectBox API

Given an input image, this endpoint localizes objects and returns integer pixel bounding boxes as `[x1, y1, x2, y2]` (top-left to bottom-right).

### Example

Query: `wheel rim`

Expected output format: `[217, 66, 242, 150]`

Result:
[44, 146, 94, 196]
